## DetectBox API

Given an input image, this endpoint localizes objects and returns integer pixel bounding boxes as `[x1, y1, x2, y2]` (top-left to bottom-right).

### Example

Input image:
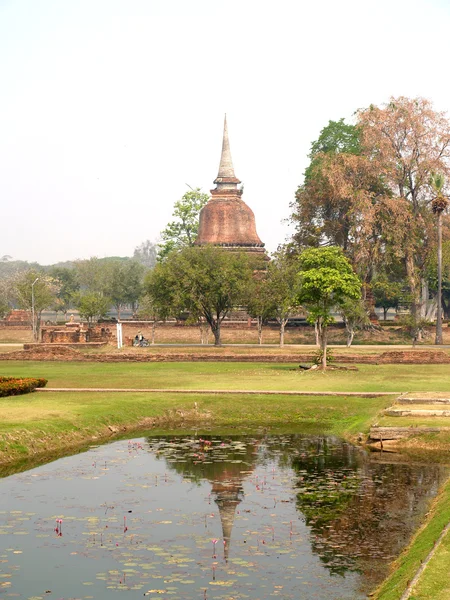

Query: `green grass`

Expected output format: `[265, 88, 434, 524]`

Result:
[373, 477, 450, 600]
[2, 360, 450, 392]
[0, 390, 392, 469]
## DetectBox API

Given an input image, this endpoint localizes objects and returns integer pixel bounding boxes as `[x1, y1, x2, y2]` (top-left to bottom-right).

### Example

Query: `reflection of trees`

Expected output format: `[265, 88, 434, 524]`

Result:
[292, 439, 446, 592]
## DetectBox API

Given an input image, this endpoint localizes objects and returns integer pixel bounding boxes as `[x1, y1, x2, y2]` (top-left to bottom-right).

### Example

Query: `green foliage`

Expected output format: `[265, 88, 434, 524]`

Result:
[74, 292, 111, 324]
[158, 188, 209, 261]
[313, 347, 334, 365]
[399, 314, 431, 343]
[298, 247, 362, 366]
[298, 247, 361, 316]
[372, 276, 404, 318]
[146, 246, 254, 345]
[309, 118, 362, 157]
[49, 266, 80, 315]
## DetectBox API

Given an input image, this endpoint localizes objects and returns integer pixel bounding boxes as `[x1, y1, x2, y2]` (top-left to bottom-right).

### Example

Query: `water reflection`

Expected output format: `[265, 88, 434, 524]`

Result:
[0, 433, 446, 600]
[150, 434, 446, 594]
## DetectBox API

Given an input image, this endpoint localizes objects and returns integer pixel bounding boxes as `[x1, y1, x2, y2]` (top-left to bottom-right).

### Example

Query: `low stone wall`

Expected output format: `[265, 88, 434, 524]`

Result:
[1, 346, 450, 364]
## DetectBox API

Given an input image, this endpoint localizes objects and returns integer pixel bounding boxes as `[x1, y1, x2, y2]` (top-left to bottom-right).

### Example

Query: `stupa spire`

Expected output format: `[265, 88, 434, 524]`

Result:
[214, 114, 241, 187]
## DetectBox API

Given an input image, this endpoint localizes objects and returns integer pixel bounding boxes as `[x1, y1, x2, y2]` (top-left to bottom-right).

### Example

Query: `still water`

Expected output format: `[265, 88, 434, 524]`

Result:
[0, 434, 445, 599]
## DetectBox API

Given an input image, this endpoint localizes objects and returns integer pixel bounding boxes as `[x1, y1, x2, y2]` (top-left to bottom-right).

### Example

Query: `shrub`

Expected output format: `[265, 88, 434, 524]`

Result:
[0, 377, 48, 397]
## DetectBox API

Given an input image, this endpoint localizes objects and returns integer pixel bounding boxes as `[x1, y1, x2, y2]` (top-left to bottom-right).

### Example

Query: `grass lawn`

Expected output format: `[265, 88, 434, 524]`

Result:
[2, 360, 450, 392]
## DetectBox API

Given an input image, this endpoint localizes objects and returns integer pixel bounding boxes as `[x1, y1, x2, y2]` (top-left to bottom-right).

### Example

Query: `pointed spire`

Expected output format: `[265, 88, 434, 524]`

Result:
[214, 114, 241, 187]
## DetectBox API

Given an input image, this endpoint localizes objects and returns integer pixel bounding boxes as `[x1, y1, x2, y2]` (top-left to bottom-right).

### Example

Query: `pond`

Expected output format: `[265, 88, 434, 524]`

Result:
[0, 433, 446, 599]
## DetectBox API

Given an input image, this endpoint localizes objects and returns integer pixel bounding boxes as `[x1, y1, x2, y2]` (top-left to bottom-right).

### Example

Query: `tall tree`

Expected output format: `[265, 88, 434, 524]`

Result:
[158, 188, 209, 261]
[146, 246, 254, 346]
[297, 247, 361, 368]
[357, 97, 450, 315]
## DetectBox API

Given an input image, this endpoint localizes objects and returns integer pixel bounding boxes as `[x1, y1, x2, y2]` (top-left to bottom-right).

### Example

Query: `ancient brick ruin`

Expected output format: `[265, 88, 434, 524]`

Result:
[195, 116, 267, 259]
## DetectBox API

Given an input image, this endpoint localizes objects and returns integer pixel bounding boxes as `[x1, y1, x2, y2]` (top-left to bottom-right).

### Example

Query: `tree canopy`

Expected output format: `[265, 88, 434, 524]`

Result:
[146, 246, 254, 345]
[158, 188, 209, 261]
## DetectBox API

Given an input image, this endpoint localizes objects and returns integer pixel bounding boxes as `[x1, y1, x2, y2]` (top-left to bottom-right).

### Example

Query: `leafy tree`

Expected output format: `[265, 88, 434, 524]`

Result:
[49, 266, 80, 319]
[297, 247, 361, 368]
[158, 188, 209, 261]
[74, 292, 111, 325]
[357, 97, 450, 315]
[246, 277, 277, 345]
[291, 120, 393, 287]
[133, 240, 158, 269]
[264, 251, 302, 347]
[74, 257, 110, 293]
[372, 277, 403, 321]
[14, 271, 59, 340]
[104, 260, 146, 318]
[146, 246, 254, 346]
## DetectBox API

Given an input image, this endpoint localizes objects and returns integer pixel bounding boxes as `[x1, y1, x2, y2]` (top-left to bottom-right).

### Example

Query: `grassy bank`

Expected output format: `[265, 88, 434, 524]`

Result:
[2, 360, 450, 392]
[0, 389, 392, 471]
[373, 476, 450, 600]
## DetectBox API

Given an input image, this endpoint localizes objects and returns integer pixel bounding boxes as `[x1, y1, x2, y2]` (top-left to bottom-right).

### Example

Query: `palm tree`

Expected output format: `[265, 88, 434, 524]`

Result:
[430, 173, 449, 345]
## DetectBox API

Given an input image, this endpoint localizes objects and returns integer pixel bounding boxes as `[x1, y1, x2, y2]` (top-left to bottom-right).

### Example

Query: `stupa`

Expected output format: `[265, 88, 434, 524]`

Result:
[195, 116, 267, 257]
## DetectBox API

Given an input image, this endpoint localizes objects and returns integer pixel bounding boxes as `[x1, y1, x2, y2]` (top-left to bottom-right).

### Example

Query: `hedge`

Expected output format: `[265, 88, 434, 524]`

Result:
[0, 377, 48, 397]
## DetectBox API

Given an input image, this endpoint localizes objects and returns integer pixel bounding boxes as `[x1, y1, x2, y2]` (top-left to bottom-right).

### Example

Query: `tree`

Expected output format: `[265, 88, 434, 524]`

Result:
[297, 247, 361, 368]
[135, 293, 164, 344]
[74, 292, 111, 325]
[49, 266, 79, 320]
[291, 120, 394, 288]
[357, 97, 450, 316]
[430, 173, 449, 344]
[133, 240, 158, 269]
[339, 298, 370, 347]
[14, 271, 59, 340]
[158, 188, 209, 261]
[146, 246, 254, 346]
[372, 277, 403, 321]
[104, 260, 145, 318]
[264, 251, 302, 347]
[246, 277, 277, 345]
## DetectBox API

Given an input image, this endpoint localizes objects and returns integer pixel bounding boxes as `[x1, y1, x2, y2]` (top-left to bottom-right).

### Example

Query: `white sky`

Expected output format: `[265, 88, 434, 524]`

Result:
[2, 0, 450, 265]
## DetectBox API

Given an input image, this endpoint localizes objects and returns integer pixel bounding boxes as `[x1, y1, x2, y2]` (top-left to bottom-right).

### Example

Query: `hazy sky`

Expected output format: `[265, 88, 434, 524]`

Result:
[2, 0, 450, 265]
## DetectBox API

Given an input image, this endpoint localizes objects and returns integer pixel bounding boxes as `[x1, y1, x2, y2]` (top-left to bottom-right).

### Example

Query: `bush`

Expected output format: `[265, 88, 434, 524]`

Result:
[0, 377, 48, 397]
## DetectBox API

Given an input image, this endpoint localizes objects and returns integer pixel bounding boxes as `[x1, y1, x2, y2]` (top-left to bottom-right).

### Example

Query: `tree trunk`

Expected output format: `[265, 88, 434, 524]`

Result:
[314, 321, 320, 346]
[383, 307, 388, 321]
[212, 321, 221, 346]
[257, 316, 263, 345]
[151, 321, 156, 344]
[320, 323, 328, 369]
[346, 325, 354, 347]
[279, 320, 285, 347]
[406, 250, 420, 318]
[436, 211, 444, 345]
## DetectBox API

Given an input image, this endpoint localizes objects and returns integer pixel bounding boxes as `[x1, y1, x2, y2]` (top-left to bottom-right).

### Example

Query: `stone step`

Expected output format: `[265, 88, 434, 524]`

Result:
[369, 426, 449, 441]
[385, 408, 450, 417]
[397, 395, 450, 404]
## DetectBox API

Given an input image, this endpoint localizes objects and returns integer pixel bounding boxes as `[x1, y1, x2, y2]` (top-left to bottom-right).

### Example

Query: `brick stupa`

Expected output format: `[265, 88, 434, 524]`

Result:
[195, 116, 267, 257]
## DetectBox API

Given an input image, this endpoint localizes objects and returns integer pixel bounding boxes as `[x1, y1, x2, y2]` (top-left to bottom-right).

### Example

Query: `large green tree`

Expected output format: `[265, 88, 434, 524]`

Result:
[158, 188, 209, 261]
[297, 247, 361, 368]
[146, 246, 254, 346]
